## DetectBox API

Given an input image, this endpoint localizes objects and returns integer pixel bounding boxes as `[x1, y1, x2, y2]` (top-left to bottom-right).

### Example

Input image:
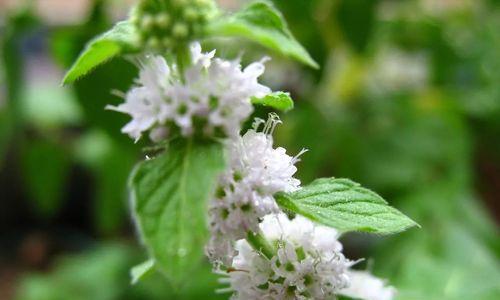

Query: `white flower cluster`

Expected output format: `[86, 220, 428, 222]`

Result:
[108, 35, 397, 300]
[219, 213, 395, 300]
[108, 43, 271, 141]
[203, 114, 395, 300]
[207, 115, 305, 265]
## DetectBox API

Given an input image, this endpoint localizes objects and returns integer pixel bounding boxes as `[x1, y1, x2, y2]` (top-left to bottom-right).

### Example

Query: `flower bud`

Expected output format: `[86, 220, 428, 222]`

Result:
[162, 37, 173, 49]
[134, 0, 217, 52]
[183, 7, 199, 21]
[172, 22, 189, 39]
[140, 14, 155, 31]
[147, 37, 161, 49]
[155, 13, 171, 28]
[172, 0, 188, 7]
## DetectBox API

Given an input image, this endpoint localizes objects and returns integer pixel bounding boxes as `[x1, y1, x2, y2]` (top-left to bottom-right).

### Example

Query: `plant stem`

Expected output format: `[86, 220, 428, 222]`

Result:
[176, 43, 191, 82]
[246, 230, 275, 260]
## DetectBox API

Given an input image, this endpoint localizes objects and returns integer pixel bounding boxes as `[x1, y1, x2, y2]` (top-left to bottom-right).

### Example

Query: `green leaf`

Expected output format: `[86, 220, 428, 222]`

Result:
[15, 244, 136, 300]
[207, 1, 318, 69]
[130, 139, 225, 283]
[130, 259, 155, 285]
[375, 222, 500, 300]
[275, 178, 418, 234]
[50, 2, 138, 145]
[251, 92, 294, 111]
[62, 21, 137, 85]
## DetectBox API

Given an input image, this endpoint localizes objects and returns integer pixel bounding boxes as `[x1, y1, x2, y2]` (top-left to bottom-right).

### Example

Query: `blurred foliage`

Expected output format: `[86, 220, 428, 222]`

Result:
[20, 138, 71, 218]
[15, 243, 226, 300]
[73, 130, 136, 233]
[274, 0, 500, 299]
[0, 0, 140, 234]
[1, 0, 499, 299]
[0, 7, 39, 168]
[49, 0, 138, 144]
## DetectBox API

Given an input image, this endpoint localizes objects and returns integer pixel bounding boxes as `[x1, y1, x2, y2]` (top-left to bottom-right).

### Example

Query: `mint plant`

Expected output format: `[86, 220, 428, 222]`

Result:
[63, 1, 417, 299]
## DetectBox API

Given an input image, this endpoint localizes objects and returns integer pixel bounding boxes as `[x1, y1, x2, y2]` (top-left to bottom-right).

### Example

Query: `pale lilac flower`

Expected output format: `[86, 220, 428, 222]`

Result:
[207, 115, 305, 265]
[217, 213, 396, 300]
[219, 213, 353, 300]
[108, 42, 271, 141]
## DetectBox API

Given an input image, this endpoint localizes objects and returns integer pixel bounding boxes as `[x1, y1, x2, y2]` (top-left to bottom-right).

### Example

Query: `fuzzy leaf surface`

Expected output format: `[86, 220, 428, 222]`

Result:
[130, 139, 224, 283]
[276, 178, 418, 234]
[62, 21, 137, 84]
[208, 1, 318, 68]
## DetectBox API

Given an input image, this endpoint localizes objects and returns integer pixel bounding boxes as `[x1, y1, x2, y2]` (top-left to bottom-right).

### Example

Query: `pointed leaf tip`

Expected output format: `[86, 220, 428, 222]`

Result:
[62, 21, 137, 85]
[276, 177, 418, 234]
[207, 1, 318, 69]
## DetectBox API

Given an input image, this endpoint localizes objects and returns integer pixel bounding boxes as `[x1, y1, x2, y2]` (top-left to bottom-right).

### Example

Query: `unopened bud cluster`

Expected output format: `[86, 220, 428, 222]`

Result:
[134, 0, 217, 51]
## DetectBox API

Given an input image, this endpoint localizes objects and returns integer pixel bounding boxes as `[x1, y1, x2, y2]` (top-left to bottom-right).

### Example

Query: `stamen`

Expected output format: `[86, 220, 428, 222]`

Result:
[292, 148, 309, 164]
[259, 56, 271, 64]
[349, 258, 365, 267]
[263, 112, 282, 135]
[128, 55, 144, 69]
[216, 287, 234, 294]
[252, 118, 266, 131]
[111, 89, 126, 98]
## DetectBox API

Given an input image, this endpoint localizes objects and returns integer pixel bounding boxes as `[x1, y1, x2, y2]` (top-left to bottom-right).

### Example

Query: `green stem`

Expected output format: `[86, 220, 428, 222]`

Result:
[176, 43, 191, 82]
[246, 230, 275, 260]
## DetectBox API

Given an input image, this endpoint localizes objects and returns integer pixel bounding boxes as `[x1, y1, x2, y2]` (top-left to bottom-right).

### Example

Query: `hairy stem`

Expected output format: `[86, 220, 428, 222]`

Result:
[246, 230, 275, 260]
[176, 43, 191, 82]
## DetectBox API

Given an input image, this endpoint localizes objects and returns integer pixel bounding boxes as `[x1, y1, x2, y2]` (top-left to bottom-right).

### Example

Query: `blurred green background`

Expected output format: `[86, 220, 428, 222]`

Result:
[0, 0, 499, 299]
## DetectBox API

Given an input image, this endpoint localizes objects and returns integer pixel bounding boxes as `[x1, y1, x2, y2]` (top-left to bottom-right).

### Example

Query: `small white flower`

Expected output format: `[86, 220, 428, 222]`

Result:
[220, 213, 353, 300]
[107, 42, 271, 141]
[339, 270, 396, 300]
[207, 115, 306, 265]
